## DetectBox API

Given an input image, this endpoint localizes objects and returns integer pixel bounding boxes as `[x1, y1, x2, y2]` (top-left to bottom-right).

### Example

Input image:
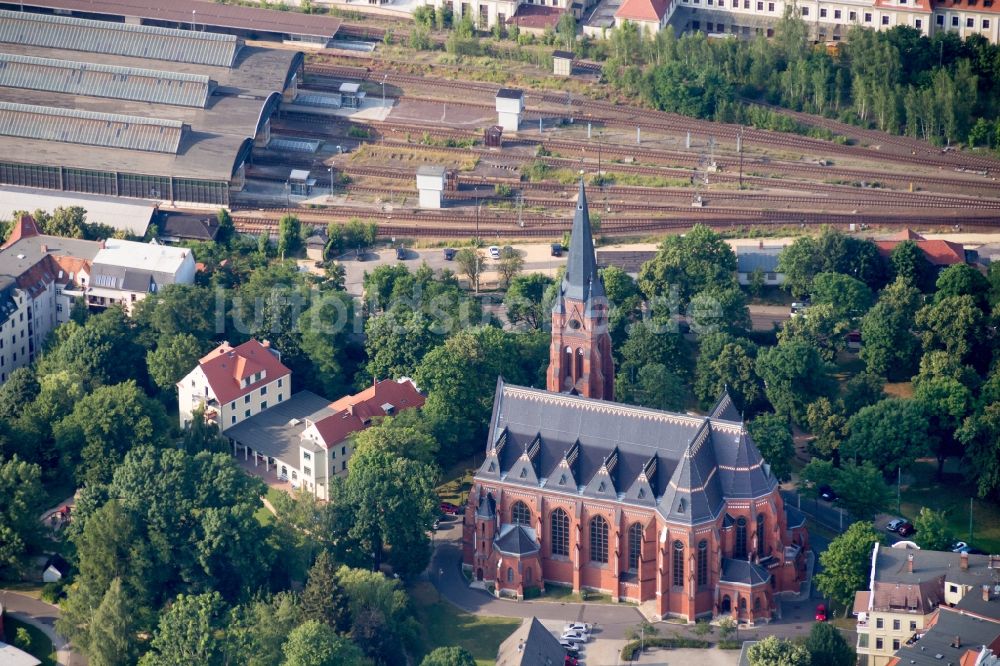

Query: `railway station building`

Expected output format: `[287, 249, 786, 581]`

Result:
[0, 9, 305, 206]
[462, 183, 810, 622]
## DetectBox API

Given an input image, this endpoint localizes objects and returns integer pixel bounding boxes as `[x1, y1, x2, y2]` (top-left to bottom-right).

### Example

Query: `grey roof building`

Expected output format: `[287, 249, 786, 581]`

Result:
[889, 606, 1000, 666]
[0, 9, 303, 205]
[495, 617, 566, 666]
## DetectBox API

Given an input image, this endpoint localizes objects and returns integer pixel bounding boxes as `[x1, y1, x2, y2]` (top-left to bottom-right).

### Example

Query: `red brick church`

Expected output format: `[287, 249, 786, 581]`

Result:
[462, 182, 810, 623]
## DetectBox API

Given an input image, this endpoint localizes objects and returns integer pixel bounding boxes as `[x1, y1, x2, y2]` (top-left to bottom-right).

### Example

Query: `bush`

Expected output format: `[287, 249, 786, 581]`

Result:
[620, 637, 710, 660]
[41, 581, 64, 604]
[347, 126, 370, 139]
[522, 586, 541, 599]
[717, 639, 743, 649]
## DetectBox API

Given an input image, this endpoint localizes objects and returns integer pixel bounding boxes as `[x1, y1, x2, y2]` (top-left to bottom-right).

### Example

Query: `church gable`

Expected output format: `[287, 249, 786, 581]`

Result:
[583, 446, 620, 499]
[506, 433, 543, 486]
[623, 454, 658, 505]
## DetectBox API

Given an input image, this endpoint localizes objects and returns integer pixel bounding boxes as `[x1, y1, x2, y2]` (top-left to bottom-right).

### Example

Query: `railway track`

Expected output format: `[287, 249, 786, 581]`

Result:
[302, 62, 1000, 175]
[276, 109, 1000, 195]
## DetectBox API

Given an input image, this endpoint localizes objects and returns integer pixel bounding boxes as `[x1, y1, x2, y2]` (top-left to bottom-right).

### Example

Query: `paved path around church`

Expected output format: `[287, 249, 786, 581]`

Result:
[430, 527, 848, 646]
[1, 590, 86, 665]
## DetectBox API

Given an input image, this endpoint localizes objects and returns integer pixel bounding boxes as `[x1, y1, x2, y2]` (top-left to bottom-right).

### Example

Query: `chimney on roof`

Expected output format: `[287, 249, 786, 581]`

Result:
[985, 585, 991, 602]
[99, 240, 106, 249]
[261, 340, 270, 348]
[908, 553, 914, 574]
[951, 636, 961, 649]
[40, 244, 47, 253]
[961, 552, 969, 570]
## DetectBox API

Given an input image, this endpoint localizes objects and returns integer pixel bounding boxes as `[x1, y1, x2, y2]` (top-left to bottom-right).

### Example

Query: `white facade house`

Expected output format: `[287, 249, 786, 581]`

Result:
[0, 215, 100, 384]
[176, 339, 291, 430]
[87, 239, 196, 313]
[735, 244, 786, 286]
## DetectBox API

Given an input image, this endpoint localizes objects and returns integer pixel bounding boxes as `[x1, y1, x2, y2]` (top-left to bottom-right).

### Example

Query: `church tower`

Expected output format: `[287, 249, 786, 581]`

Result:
[546, 181, 615, 400]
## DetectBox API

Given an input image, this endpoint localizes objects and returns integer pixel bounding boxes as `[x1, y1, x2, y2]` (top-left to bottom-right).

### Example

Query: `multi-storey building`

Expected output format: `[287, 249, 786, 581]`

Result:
[0, 213, 197, 387]
[179, 339, 425, 497]
[853, 544, 1000, 666]
[462, 183, 809, 622]
[0, 215, 98, 383]
[177, 339, 292, 431]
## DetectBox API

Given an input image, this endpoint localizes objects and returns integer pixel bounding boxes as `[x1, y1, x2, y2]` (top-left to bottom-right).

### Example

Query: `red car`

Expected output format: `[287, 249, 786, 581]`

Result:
[439, 501, 461, 515]
[564, 656, 579, 666]
[815, 604, 827, 622]
[897, 522, 916, 537]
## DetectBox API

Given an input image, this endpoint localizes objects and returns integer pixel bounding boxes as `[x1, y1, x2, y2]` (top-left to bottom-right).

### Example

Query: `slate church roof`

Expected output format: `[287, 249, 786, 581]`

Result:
[476, 380, 777, 525]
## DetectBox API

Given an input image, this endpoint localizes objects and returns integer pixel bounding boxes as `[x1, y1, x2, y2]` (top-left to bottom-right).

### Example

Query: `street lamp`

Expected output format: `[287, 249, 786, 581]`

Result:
[191, 9, 196, 30]
[328, 167, 334, 200]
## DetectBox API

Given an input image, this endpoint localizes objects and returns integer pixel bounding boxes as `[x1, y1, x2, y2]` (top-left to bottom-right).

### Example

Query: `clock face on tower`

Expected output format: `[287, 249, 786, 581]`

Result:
[568, 318, 581, 330]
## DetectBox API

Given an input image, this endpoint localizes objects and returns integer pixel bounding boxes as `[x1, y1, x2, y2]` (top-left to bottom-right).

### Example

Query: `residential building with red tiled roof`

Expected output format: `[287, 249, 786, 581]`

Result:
[615, 0, 675, 31]
[874, 230, 968, 268]
[177, 339, 291, 430]
[221, 376, 424, 498]
[0, 215, 101, 384]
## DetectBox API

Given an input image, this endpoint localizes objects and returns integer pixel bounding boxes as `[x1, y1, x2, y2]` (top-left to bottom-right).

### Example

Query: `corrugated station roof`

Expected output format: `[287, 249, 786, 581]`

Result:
[0, 52, 212, 107]
[0, 101, 184, 153]
[0, 9, 240, 67]
[0, 186, 155, 235]
[16, 0, 343, 41]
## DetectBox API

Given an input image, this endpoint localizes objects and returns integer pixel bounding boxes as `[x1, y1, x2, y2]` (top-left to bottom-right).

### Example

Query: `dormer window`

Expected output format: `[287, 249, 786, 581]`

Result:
[559, 474, 567, 485]
[488, 462, 496, 472]
[520, 468, 528, 478]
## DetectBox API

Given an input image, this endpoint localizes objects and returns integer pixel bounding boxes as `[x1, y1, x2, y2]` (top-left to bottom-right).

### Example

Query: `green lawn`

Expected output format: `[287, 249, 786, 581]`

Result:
[899, 459, 1000, 553]
[410, 581, 520, 666]
[3, 616, 57, 666]
[436, 455, 478, 507]
[543, 584, 614, 604]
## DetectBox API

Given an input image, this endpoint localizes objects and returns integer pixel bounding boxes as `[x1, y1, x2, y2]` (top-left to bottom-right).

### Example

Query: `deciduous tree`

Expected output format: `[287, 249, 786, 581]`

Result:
[805, 622, 855, 666]
[146, 333, 205, 392]
[815, 522, 884, 607]
[283, 621, 369, 666]
[755, 339, 835, 423]
[747, 414, 794, 482]
[747, 636, 811, 666]
[842, 398, 929, 474]
[913, 507, 953, 550]
[420, 647, 476, 666]
[139, 592, 228, 666]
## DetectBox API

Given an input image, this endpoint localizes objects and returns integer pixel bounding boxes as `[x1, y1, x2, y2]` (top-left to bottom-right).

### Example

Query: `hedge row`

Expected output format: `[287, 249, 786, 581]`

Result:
[620, 637, 711, 660]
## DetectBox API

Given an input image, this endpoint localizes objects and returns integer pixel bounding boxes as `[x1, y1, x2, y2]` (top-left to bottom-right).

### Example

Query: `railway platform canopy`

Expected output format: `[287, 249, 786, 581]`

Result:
[0, 9, 305, 206]
[1, 0, 342, 47]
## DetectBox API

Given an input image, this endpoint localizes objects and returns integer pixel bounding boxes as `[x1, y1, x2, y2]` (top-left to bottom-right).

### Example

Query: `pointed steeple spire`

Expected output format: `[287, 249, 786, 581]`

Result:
[557, 179, 604, 306]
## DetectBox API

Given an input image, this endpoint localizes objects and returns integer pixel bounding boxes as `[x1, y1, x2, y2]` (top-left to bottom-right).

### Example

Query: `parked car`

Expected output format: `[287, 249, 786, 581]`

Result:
[396, 246, 406, 260]
[951, 541, 970, 553]
[562, 622, 592, 634]
[818, 485, 838, 502]
[439, 501, 461, 515]
[432, 519, 440, 530]
[815, 604, 827, 622]
[886, 518, 906, 533]
[558, 640, 580, 655]
[551, 243, 563, 257]
[561, 630, 588, 644]
[488, 245, 501, 260]
[897, 522, 916, 537]
[564, 656, 579, 666]
[443, 248, 456, 260]
[791, 301, 809, 316]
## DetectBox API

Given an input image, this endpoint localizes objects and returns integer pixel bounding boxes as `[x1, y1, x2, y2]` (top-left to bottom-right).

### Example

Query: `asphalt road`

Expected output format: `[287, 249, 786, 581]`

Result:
[0, 590, 85, 665]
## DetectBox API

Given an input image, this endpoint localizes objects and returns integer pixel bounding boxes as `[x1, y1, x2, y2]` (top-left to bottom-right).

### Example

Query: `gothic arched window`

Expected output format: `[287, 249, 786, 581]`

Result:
[697, 540, 709, 586]
[735, 517, 748, 559]
[511, 501, 531, 526]
[563, 346, 573, 380]
[551, 509, 569, 557]
[575, 348, 584, 381]
[756, 514, 766, 557]
[589, 515, 608, 564]
[672, 540, 684, 587]
[628, 523, 643, 571]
